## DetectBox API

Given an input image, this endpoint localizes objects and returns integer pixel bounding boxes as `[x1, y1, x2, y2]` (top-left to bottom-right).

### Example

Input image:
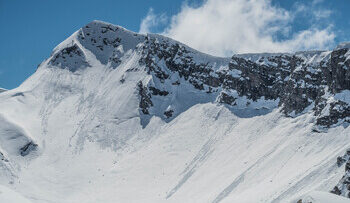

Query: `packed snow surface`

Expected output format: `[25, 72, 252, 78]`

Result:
[0, 185, 32, 203]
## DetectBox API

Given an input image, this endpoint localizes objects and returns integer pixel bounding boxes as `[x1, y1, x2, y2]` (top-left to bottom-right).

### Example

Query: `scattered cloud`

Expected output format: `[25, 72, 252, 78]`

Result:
[139, 0, 336, 56]
[313, 9, 332, 20]
[139, 8, 167, 34]
[312, 0, 325, 6]
[293, 0, 332, 21]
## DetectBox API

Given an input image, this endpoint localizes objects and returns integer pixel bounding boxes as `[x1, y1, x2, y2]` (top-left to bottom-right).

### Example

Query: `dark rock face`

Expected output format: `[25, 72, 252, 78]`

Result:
[137, 81, 153, 115]
[79, 24, 122, 65]
[20, 142, 38, 156]
[137, 36, 350, 128]
[331, 149, 350, 198]
[217, 92, 236, 105]
[49, 44, 90, 72]
[331, 186, 342, 195]
[164, 109, 174, 118]
[0, 151, 8, 162]
[149, 87, 169, 96]
[139, 35, 216, 89]
[78, 21, 146, 67]
[316, 100, 350, 127]
[327, 49, 350, 92]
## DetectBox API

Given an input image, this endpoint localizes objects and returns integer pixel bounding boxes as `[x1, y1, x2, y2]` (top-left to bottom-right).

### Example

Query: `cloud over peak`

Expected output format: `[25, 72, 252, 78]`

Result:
[140, 0, 335, 56]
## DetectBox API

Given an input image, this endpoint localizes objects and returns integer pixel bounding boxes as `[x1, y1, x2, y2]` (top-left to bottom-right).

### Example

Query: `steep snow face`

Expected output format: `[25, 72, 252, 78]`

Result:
[0, 20, 350, 202]
[3, 103, 350, 203]
[296, 191, 350, 203]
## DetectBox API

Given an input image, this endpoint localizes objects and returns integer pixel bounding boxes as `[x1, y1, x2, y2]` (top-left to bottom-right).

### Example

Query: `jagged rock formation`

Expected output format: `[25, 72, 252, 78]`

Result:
[332, 149, 350, 198]
[140, 38, 350, 129]
[48, 21, 350, 130]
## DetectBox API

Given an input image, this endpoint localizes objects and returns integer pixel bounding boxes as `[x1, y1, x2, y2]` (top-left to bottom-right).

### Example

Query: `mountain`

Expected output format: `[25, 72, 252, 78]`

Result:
[0, 88, 7, 93]
[0, 20, 350, 202]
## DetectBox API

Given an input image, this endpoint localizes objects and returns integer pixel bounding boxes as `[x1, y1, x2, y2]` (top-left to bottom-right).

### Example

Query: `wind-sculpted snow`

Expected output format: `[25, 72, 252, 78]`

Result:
[0, 113, 37, 185]
[0, 20, 350, 202]
[0, 114, 37, 157]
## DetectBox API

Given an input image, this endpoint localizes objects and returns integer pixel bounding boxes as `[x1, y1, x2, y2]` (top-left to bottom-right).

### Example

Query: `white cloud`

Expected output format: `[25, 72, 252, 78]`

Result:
[313, 8, 332, 20]
[293, 0, 332, 21]
[139, 8, 167, 34]
[312, 0, 325, 5]
[140, 0, 335, 56]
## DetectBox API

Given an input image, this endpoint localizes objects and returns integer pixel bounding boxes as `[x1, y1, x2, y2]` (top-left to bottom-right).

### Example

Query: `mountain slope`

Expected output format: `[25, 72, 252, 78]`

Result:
[296, 191, 350, 203]
[0, 20, 350, 202]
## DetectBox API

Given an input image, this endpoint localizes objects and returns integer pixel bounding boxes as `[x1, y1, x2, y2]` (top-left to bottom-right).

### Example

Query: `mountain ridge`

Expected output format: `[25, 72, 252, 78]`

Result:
[40, 20, 350, 130]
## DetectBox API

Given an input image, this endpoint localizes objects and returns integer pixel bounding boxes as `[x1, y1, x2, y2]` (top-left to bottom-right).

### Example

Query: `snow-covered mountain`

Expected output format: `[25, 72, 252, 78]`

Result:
[0, 88, 7, 93]
[1, 20, 350, 202]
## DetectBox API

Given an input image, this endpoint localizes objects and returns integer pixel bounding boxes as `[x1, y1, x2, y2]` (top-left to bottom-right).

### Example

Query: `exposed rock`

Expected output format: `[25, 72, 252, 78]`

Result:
[49, 44, 89, 72]
[331, 186, 342, 195]
[0, 88, 7, 93]
[217, 92, 236, 106]
[331, 148, 350, 198]
[172, 81, 180, 85]
[149, 86, 169, 96]
[137, 81, 153, 115]
[136, 37, 350, 128]
[20, 142, 38, 156]
[338, 156, 346, 167]
[164, 110, 174, 118]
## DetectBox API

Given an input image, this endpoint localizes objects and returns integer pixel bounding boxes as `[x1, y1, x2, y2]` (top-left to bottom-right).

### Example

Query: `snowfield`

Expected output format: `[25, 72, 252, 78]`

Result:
[295, 191, 350, 203]
[0, 20, 350, 203]
[0, 185, 32, 203]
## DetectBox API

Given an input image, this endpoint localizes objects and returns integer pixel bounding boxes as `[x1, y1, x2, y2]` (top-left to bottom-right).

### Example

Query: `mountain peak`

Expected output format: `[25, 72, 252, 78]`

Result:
[84, 20, 140, 36]
[47, 20, 148, 71]
[0, 88, 7, 93]
[335, 41, 350, 50]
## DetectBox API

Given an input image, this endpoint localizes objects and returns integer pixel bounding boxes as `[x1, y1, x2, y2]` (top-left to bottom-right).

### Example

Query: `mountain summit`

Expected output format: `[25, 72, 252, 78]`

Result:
[1, 20, 350, 202]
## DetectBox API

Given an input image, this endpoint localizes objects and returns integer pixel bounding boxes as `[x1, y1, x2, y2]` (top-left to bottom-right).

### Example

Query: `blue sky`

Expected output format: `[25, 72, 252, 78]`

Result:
[1, 0, 349, 89]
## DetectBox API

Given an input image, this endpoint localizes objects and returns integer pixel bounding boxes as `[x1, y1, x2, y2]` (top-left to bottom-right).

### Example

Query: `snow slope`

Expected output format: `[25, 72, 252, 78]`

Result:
[296, 191, 350, 203]
[0, 20, 349, 202]
[0, 185, 32, 203]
